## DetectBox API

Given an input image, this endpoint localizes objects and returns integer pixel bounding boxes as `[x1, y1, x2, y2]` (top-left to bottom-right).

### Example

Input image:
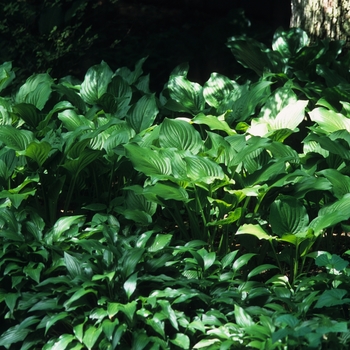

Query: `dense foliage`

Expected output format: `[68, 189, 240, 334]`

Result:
[1, 27, 350, 349]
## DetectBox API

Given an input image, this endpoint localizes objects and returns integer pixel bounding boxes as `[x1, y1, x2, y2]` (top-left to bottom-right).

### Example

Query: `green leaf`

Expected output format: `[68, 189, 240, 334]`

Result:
[234, 304, 254, 327]
[23, 141, 51, 167]
[44, 312, 69, 336]
[148, 234, 172, 252]
[0, 148, 17, 180]
[46, 215, 85, 243]
[272, 27, 309, 58]
[184, 155, 225, 184]
[51, 334, 75, 350]
[127, 94, 159, 133]
[124, 143, 172, 177]
[83, 325, 103, 350]
[13, 103, 41, 129]
[203, 73, 237, 110]
[232, 253, 256, 272]
[4, 293, 20, 316]
[269, 196, 309, 236]
[167, 75, 205, 114]
[123, 272, 138, 300]
[247, 264, 279, 279]
[62, 149, 100, 177]
[80, 61, 113, 105]
[122, 248, 145, 279]
[221, 250, 239, 269]
[192, 113, 235, 136]
[309, 107, 350, 133]
[203, 251, 216, 271]
[315, 289, 350, 308]
[0, 125, 34, 151]
[170, 333, 190, 349]
[236, 224, 273, 241]
[64, 288, 97, 309]
[15, 73, 53, 110]
[58, 109, 94, 131]
[0, 61, 15, 92]
[315, 253, 349, 272]
[317, 169, 350, 199]
[64, 252, 82, 278]
[157, 299, 178, 330]
[159, 118, 202, 153]
[0, 325, 30, 349]
[193, 338, 220, 349]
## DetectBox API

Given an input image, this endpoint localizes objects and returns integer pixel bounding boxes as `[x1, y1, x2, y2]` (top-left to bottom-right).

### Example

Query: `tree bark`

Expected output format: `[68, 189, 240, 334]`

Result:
[290, 0, 350, 43]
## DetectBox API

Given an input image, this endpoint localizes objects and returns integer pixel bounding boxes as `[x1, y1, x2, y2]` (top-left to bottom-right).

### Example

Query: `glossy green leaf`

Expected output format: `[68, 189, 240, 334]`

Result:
[44, 312, 69, 336]
[15, 73, 53, 110]
[170, 333, 190, 349]
[203, 73, 237, 109]
[0, 125, 34, 151]
[64, 252, 82, 278]
[234, 304, 254, 327]
[193, 338, 220, 349]
[184, 155, 225, 184]
[203, 251, 216, 271]
[58, 109, 94, 131]
[167, 75, 205, 114]
[0, 325, 30, 349]
[157, 299, 178, 330]
[51, 334, 75, 350]
[123, 272, 138, 299]
[64, 288, 97, 309]
[247, 264, 279, 279]
[309, 107, 350, 133]
[221, 250, 239, 269]
[232, 253, 256, 272]
[124, 143, 172, 177]
[122, 248, 145, 279]
[80, 61, 113, 105]
[127, 94, 159, 133]
[317, 169, 350, 199]
[46, 215, 85, 243]
[269, 196, 309, 236]
[159, 118, 202, 153]
[272, 27, 309, 58]
[83, 325, 103, 350]
[192, 113, 235, 135]
[23, 141, 51, 167]
[148, 234, 172, 252]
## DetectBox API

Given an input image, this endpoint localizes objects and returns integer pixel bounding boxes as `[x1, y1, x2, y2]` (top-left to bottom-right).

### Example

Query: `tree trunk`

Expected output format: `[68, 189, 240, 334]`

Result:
[290, 0, 350, 43]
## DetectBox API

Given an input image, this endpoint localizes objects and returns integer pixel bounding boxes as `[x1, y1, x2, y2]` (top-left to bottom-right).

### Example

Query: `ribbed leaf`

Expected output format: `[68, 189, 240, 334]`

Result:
[0, 148, 17, 180]
[64, 252, 82, 278]
[24, 141, 51, 167]
[127, 94, 159, 133]
[0, 125, 34, 151]
[13, 103, 42, 129]
[80, 61, 113, 105]
[193, 113, 235, 135]
[318, 169, 350, 199]
[203, 73, 237, 109]
[184, 155, 224, 184]
[58, 109, 94, 131]
[272, 27, 309, 58]
[309, 107, 350, 133]
[124, 143, 172, 177]
[15, 73, 53, 110]
[159, 118, 202, 153]
[62, 149, 100, 176]
[46, 215, 85, 243]
[269, 196, 309, 236]
[167, 76, 205, 114]
[236, 224, 272, 241]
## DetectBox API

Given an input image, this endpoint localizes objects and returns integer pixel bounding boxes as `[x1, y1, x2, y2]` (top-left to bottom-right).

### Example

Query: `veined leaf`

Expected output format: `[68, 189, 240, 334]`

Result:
[15, 73, 53, 110]
[269, 196, 309, 236]
[13, 103, 42, 129]
[309, 107, 350, 133]
[167, 75, 205, 114]
[203, 73, 237, 109]
[159, 118, 202, 153]
[0, 148, 17, 180]
[124, 143, 172, 177]
[317, 169, 350, 199]
[184, 155, 225, 184]
[80, 61, 113, 105]
[62, 149, 100, 176]
[23, 141, 51, 167]
[126, 94, 159, 133]
[0, 125, 34, 151]
[192, 113, 235, 136]
[64, 252, 82, 278]
[58, 109, 94, 131]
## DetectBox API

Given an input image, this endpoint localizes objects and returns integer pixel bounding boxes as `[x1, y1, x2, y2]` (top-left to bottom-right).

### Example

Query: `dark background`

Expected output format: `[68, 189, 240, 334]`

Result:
[0, 0, 291, 90]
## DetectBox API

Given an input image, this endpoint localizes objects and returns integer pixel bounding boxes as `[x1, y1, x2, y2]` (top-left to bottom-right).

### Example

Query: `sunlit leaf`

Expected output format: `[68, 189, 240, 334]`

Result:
[234, 304, 254, 327]
[309, 107, 350, 133]
[192, 113, 235, 135]
[23, 141, 51, 167]
[170, 333, 190, 349]
[16, 73, 53, 110]
[83, 325, 103, 350]
[236, 224, 272, 241]
[123, 272, 138, 299]
[0, 125, 34, 151]
[232, 253, 256, 272]
[159, 118, 202, 153]
[127, 94, 159, 133]
[148, 234, 172, 252]
[80, 61, 113, 105]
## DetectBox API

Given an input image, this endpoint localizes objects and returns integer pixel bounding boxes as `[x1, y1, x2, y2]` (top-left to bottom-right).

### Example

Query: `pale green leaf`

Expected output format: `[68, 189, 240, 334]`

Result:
[192, 113, 235, 135]
[236, 224, 272, 241]
[309, 107, 350, 133]
[123, 272, 138, 299]
[234, 304, 254, 327]
[83, 325, 103, 350]
[170, 333, 190, 349]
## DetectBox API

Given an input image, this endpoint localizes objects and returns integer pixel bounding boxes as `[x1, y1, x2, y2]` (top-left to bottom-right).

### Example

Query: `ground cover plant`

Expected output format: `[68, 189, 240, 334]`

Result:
[1, 27, 350, 349]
